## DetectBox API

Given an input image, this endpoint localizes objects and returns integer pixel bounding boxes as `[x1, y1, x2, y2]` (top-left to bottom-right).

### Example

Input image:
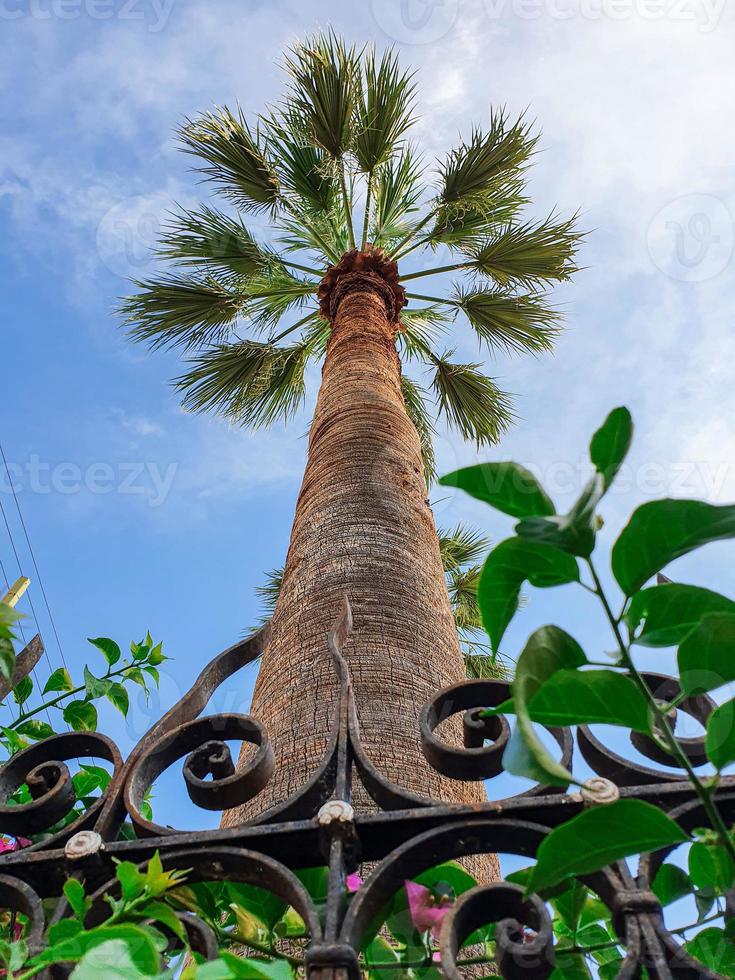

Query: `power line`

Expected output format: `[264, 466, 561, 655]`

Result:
[0, 467, 58, 730]
[0, 442, 70, 675]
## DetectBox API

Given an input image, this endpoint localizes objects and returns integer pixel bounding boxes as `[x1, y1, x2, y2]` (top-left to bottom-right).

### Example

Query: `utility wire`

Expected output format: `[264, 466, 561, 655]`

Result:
[0, 442, 70, 675]
[0, 463, 60, 730]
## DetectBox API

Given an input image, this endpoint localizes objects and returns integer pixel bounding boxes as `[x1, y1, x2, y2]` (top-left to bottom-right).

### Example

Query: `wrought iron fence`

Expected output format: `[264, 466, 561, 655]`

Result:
[0, 598, 732, 978]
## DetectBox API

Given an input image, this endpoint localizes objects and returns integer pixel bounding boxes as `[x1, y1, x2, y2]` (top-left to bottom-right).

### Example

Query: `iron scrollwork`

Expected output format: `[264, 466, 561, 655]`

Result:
[0, 598, 732, 977]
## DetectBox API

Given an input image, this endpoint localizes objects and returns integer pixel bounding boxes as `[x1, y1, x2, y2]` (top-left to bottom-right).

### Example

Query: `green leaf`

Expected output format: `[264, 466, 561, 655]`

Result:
[178, 106, 280, 213]
[353, 47, 416, 172]
[364, 935, 403, 979]
[147, 643, 165, 666]
[431, 352, 514, 448]
[63, 700, 98, 732]
[689, 841, 735, 893]
[415, 860, 476, 897]
[115, 860, 146, 902]
[522, 670, 650, 732]
[141, 900, 186, 940]
[504, 626, 587, 785]
[16, 720, 55, 741]
[106, 683, 130, 717]
[83, 666, 112, 700]
[0, 643, 14, 684]
[43, 667, 74, 694]
[686, 928, 735, 977]
[612, 499, 735, 596]
[63, 878, 89, 918]
[70, 938, 155, 979]
[706, 697, 735, 769]
[550, 956, 591, 980]
[652, 863, 692, 906]
[12, 675, 33, 706]
[551, 880, 588, 932]
[295, 867, 329, 905]
[589, 407, 632, 490]
[464, 215, 579, 290]
[678, 613, 735, 695]
[452, 287, 561, 355]
[439, 462, 555, 518]
[516, 473, 604, 559]
[626, 583, 735, 647]
[215, 952, 295, 980]
[87, 637, 121, 667]
[528, 800, 688, 893]
[478, 538, 579, 653]
[284, 32, 358, 159]
[48, 919, 83, 945]
[227, 882, 287, 932]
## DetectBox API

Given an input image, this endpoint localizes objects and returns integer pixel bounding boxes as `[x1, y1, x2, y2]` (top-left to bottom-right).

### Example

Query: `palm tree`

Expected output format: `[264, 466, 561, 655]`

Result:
[256, 523, 509, 678]
[121, 32, 580, 819]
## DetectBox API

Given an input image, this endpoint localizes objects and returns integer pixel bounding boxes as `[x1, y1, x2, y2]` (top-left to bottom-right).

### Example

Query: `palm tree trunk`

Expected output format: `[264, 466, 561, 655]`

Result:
[223, 254, 492, 843]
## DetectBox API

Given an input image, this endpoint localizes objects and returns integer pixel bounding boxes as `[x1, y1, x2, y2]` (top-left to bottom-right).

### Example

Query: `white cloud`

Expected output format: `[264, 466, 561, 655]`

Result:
[2, 0, 734, 526]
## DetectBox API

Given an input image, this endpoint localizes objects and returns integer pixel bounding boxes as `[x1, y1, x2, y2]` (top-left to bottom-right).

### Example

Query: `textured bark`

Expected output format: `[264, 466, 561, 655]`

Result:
[222, 256, 497, 879]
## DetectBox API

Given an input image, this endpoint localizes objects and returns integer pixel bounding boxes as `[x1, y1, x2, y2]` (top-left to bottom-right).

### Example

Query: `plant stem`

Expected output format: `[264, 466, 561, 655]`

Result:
[282, 259, 324, 277]
[268, 311, 318, 345]
[10, 663, 139, 729]
[361, 172, 373, 250]
[586, 557, 735, 865]
[390, 210, 436, 259]
[400, 262, 470, 281]
[405, 292, 454, 305]
[339, 161, 356, 250]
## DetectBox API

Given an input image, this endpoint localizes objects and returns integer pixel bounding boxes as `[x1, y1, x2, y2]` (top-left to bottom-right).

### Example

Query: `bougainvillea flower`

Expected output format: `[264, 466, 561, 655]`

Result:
[405, 880, 452, 940]
[346, 873, 363, 893]
[0, 835, 30, 854]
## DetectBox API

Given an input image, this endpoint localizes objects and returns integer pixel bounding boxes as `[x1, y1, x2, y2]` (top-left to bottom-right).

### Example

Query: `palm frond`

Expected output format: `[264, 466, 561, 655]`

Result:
[431, 351, 514, 447]
[397, 305, 450, 360]
[466, 215, 580, 288]
[177, 330, 318, 427]
[178, 107, 280, 213]
[266, 108, 339, 214]
[453, 287, 560, 355]
[157, 205, 273, 278]
[370, 148, 424, 247]
[120, 274, 242, 351]
[241, 267, 318, 332]
[438, 524, 490, 572]
[256, 566, 283, 620]
[353, 47, 417, 173]
[283, 31, 359, 159]
[464, 649, 508, 679]
[277, 209, 347, 265]
[427, 182, 527, 251]
[437, 110, 537, 211]
[400, 374, 436, 484]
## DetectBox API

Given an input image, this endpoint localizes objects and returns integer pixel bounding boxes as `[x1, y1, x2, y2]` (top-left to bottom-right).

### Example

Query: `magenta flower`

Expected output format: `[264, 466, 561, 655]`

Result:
[405, 880, 452, 941]
[0, 835, 30, 854]
[346, 873, 363, 893]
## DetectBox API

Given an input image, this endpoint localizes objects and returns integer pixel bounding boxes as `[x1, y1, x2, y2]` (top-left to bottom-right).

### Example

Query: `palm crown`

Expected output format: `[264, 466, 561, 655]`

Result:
[122, 32, 581, 480]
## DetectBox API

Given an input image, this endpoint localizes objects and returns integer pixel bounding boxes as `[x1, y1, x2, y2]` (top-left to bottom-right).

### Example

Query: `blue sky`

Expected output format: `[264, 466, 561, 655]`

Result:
[1, 0, 735, 829]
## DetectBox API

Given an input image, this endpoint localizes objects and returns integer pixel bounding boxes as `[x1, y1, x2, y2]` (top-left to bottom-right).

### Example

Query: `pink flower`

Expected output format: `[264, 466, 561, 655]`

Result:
[0, 835, 29, 854]
[346, 873, 363, 893]
[405, 880, 451, 941]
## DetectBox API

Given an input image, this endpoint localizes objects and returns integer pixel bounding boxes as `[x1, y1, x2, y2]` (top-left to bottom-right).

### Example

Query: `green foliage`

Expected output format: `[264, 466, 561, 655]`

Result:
[440, 461, 555, 518]
[444, 404, 735, 976]
[121, 33, 580, 473]
[0, 604, 20, 683]
[529, 801, 688, 893]
[0, 631, 165, 789]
